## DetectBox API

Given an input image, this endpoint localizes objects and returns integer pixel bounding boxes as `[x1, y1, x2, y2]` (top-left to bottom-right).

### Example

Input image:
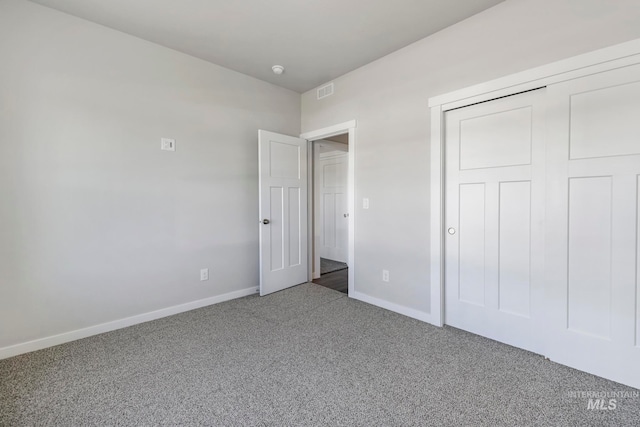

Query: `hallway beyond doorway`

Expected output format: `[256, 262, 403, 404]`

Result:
[313, 268, 348, 294]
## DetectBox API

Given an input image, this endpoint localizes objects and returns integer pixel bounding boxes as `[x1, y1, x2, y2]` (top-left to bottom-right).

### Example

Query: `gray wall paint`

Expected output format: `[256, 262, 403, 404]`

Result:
[301, 0, 640, 315]
[0, 0, 300, 348]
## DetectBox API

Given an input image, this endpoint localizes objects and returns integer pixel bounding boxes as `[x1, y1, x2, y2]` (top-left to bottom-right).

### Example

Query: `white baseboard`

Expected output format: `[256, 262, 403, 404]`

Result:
[0, 286, 259, 360]
[350, 291, 439, 326]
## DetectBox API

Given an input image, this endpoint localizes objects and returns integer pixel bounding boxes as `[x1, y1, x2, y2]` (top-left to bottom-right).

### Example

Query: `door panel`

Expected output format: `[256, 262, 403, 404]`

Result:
[459, 106, 532, 170]
[288, 187, 302, 266]
[498, 181, 531, 317]
[259, 130, 307, 296]
[444, 89, 546, 355]
[569, 80, 640, 159]
[270, 141, 301, 178]
[269, 186, 284, 271]
[323, 194, 335, 248]
[545, 64, 640, 388]
[458, 183, 486, 306]
[567, 176, 612, 339]
[335, 190, 347, 257]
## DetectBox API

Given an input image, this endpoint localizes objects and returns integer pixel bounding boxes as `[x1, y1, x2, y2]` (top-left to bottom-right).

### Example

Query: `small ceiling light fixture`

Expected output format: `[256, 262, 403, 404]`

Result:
[272, 65, 285, 75]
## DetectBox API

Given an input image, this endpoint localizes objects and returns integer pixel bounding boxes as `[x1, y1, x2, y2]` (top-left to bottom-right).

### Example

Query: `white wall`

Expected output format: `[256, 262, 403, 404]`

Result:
[301, 0, 640, 316]
[0, 0, 300, 350]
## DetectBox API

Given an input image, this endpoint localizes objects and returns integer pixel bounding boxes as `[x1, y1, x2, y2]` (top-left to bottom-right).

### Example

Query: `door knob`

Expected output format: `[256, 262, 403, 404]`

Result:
[262, 219, 270, 225]
[448, 227, 456, 235]
[343, 213, 349, 218]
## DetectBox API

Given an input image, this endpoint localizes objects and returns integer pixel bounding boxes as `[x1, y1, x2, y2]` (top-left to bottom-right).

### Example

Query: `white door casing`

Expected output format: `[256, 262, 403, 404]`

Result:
[302, 121, 356, 293]
[444, 89, 547, 355]
[258, 130, 308, 296]
[317, 149, 348, 263]
[544, 64, 640, 388]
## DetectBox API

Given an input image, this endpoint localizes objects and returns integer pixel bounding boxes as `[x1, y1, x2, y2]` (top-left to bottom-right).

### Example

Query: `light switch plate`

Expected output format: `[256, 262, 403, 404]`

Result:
[161, 138, 176, 151]
[363, 198, 370, 209]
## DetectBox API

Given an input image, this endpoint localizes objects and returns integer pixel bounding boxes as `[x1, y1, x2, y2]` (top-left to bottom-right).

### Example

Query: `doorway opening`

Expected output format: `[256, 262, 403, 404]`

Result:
[311, 134, 349, 294]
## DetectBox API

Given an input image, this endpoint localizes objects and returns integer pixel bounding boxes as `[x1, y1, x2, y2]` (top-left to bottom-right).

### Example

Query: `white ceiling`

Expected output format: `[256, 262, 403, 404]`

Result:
[29, 0, 505, 93]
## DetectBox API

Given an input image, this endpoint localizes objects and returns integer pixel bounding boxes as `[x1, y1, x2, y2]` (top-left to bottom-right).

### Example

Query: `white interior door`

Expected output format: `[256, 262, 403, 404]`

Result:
[318, 151, 348, 263]
[258, 130, 308, 296]
[444, 89, 546, 355]
[545, 64, 640, 388]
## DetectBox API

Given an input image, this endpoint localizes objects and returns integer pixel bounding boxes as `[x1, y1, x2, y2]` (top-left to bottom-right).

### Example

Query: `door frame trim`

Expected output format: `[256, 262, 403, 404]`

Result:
[428, 38, 640, 327]
[301, 120, 356, 295]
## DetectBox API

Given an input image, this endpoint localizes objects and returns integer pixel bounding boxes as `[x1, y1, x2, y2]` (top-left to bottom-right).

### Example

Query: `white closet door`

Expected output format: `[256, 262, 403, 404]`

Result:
[444, 89, 546, 355]
[318, 152, 348, 263]
[545, 64, 640, 388]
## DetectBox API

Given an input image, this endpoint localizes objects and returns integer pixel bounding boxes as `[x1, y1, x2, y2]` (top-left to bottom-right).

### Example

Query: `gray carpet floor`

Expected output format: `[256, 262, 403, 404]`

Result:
[320, 258, 348, 275]
[1, 283, 639, 426]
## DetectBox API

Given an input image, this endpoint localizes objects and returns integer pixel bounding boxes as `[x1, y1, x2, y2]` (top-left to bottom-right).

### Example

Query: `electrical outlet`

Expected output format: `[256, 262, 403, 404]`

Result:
[363, 198, 370, 209]
[200, 268, 209, 281]
[382, 269, 389, 282]
[161, 138, 176, 151]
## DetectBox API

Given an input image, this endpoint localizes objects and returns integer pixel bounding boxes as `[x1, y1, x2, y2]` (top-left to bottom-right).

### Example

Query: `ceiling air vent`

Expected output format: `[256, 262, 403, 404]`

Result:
[317, 82, 334, 100]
